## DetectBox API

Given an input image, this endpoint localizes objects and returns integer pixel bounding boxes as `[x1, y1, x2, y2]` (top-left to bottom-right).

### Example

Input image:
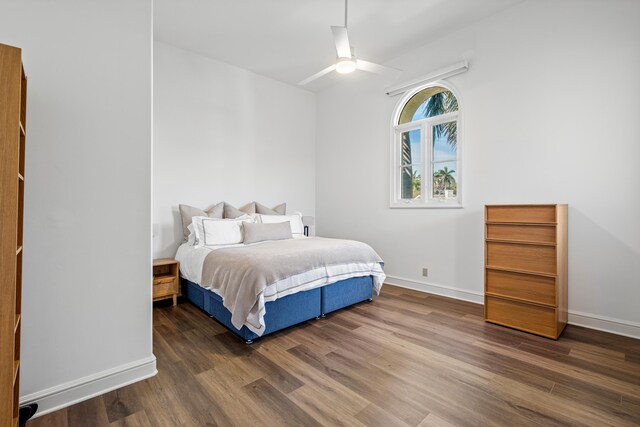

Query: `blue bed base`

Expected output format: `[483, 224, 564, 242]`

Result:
[182, 276, 373, 343]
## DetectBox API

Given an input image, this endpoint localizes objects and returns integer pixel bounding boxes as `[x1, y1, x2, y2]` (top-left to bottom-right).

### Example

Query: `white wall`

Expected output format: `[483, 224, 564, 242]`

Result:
[153, 41, 316, 258]
[316, 0, 640, 336]
[0, 0, 155, 415]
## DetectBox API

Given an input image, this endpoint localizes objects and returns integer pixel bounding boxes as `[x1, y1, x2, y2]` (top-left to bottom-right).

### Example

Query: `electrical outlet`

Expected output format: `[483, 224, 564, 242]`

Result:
[422, 268, 428, 277]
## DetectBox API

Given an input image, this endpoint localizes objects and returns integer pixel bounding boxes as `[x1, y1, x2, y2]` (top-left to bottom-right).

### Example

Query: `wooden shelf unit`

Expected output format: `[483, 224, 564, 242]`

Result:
[1, 43, 27, 426]
[484, 204, 568, 339]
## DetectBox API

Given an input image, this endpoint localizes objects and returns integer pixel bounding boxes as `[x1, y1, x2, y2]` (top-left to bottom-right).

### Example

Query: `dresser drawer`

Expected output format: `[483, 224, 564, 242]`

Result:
[486, 223, 556, 244]
[486, 205, 556, 223]
[486, 269, 556, 306]
[486, 296, 557, 337]
[486, 241, 556, 275]
[153, 280, 177, 299]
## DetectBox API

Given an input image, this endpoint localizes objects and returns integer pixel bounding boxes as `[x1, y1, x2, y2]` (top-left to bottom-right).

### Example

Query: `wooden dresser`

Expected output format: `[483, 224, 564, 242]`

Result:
[0, 43, 28, 427]
[484, 204, 568, 339]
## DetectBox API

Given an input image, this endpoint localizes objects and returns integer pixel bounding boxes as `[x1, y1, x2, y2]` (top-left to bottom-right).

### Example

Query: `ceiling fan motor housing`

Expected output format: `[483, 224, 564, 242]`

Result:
[335, 57, 357, 74]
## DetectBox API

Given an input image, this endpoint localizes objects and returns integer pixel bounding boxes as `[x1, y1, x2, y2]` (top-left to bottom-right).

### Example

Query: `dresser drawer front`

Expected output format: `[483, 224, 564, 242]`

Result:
[486, 296, 557, 337]
[153, 280, 177, 298]
[486, 269, 556, 306]
[486, 223, 556, 243]
[486, 241, 556, 275]
[486, 205, 556, 223]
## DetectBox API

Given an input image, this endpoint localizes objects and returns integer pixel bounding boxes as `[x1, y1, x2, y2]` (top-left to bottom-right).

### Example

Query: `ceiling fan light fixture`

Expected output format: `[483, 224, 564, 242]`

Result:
[335, 57, 356, 74]
[298, 0, 400, 85]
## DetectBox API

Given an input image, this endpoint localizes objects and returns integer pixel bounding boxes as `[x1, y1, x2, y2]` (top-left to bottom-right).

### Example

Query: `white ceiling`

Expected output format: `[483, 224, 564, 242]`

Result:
[154, 0, 523, 91]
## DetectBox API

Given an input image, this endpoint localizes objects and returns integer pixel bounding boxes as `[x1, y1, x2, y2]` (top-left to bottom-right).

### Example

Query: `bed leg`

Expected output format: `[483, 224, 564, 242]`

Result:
[245, 339, 254, 345]
[315, 316, 321, 320]
[368, 298, 373, 302]
[320, 313, 326, 318]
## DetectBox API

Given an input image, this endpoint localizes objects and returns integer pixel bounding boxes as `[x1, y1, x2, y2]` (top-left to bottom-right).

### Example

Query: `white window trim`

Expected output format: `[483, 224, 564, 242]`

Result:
[389, 81, 463, 209]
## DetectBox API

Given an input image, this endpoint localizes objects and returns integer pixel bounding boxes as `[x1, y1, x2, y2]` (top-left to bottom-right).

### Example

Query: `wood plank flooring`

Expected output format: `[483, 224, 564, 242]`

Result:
[29, 285, 640, 426]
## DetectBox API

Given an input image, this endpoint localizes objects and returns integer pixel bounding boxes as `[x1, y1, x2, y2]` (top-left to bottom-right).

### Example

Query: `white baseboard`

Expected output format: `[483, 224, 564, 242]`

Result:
[20, 355, 157, 418]
[567, 311, 640, 340]
[385, 276, 640, 340]
[385, 275, 484, 304]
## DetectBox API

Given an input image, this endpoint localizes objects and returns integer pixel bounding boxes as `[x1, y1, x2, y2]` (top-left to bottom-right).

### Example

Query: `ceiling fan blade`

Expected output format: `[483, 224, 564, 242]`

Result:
[356, 59, 401, 75]
[331, 26, 352, 58]
[298, 64, 337, 86]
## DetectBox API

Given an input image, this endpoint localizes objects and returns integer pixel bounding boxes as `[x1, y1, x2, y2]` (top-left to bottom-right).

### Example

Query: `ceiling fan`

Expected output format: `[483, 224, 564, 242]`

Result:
[298, 0, 399, 86]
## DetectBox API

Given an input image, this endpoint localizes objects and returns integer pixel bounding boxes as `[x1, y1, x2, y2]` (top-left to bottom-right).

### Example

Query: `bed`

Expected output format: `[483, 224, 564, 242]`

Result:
[175, 235, 385, 343]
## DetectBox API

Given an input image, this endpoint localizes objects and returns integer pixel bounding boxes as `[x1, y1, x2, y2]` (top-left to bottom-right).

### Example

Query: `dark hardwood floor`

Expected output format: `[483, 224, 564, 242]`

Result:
[30, 285, 640, 426]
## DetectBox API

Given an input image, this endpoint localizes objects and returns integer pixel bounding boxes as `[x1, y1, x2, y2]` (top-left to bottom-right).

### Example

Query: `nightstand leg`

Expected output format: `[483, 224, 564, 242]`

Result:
[172, 294, 177, 306]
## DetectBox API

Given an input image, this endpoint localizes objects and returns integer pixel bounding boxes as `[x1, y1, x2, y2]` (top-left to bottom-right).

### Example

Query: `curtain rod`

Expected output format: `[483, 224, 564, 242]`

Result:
[384, 60, 469, 96]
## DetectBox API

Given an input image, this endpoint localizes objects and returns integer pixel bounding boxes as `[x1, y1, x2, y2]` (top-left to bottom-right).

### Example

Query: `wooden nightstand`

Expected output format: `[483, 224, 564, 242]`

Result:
[153, 258, 179, 306]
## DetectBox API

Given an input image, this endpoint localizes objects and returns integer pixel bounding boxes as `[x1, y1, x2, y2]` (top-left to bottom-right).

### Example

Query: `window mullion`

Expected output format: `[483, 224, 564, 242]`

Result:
[419, 123, 424, 201]
[396, 130, 402, 201]
[425, 122, 431, 202]
[398, 111, 458, 130]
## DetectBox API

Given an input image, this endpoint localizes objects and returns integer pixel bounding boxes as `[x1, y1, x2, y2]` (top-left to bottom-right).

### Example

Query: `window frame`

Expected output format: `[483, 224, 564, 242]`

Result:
[389, 82, 463, 209]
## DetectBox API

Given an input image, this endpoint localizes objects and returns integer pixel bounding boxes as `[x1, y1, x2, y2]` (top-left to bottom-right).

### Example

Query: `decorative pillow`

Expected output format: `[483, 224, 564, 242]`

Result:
[224, 202, 256, 219]
[179, 204, 205, 240]
[179, 203, 224, 241]
[191, 215, 254, 246]
[258, 212, 304, 235]
[255, 202, 286, 215]
[243, 222, 292, 244]
[205, 201, 224, 218]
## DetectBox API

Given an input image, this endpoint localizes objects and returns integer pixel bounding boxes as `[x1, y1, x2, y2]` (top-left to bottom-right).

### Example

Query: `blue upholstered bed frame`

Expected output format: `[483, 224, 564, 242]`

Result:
[182, 276, 373, 343]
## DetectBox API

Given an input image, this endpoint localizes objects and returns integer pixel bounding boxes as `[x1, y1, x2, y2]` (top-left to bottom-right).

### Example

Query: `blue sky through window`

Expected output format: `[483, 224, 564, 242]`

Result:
[433, 135, 456, 162]
[433, 133, 457, 191]
[406, 127, 456, 178]
[412, 102, 429, 122]
[407, 130, 421, 165]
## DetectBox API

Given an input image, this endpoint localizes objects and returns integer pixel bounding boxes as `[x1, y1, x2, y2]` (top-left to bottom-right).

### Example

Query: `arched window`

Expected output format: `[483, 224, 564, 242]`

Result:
[390, 83, 461, 208]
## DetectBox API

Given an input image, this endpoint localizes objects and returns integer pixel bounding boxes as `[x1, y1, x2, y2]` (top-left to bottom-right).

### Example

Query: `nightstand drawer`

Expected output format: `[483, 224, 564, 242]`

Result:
[486, 205, 556, 223]
[486, 296, 557, 338]
[486, 269, 556, 306]
[153, 275, 175, 285]
[153, 280, 177, 299]
[486, 241, 556, 275]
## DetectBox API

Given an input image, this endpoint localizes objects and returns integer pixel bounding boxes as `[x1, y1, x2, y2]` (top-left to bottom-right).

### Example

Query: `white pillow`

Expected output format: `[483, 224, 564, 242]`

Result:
[258, 212, 304, 235]
[191, 215, 254, 246]
[186, 223, 196, 246]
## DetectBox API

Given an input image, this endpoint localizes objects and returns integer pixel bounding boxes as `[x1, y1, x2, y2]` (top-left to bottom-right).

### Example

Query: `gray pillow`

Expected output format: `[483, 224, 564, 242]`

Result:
[179, 204, 205, 240]
[224, 202, 256, 218]
[178, 202, 223, 240]
[205, 202, 224, 218]
[255, 202, 286, 215]
[243, 222, 292, 244]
